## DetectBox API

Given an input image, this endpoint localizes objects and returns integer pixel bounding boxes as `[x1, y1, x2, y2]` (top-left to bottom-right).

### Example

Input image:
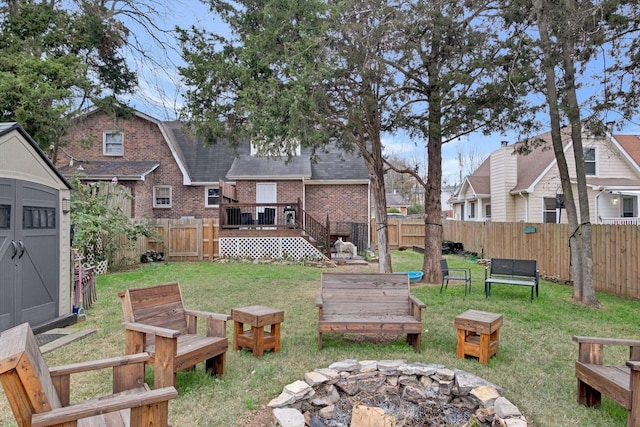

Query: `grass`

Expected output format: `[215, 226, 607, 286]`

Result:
[1, 251, 638, 426]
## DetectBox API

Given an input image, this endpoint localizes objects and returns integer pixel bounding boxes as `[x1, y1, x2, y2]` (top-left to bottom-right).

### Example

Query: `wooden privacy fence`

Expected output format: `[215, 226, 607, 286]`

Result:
[112, 218, 219, 267]
[377, 219, 639, 299]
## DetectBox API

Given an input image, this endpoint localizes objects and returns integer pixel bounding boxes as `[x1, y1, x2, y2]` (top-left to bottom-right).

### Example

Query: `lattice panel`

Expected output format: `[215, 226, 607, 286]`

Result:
[219, 237, 326, 261]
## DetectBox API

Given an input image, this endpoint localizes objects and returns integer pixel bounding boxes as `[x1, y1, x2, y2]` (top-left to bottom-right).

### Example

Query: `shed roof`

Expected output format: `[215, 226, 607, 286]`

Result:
[0, 122, 71, 189]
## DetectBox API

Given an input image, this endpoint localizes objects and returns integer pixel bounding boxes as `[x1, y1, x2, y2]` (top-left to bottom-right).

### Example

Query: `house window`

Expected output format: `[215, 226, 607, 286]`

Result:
[584, 148, 596, 176]
[205, 187, 220, 207]
[622, 197, 635, 217]
[469, 202, 476, 219]
[153, 186, 172, 208]
[543, 197, 558, 223]
[104, 131, 124, 155]
[485, 204, 491, 220]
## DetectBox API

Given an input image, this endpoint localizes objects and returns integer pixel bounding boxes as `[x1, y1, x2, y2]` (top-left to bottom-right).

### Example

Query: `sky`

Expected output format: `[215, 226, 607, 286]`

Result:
[120, 0, 640, 186]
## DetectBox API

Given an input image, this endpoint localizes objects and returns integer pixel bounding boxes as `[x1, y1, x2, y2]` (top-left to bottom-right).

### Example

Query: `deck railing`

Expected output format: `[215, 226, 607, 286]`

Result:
[599, 217, 640, 225]
[220, 202, 301, 230]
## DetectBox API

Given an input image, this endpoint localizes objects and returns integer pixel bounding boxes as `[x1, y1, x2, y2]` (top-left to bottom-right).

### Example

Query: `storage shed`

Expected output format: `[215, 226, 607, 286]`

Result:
[0, 123, 74, 333]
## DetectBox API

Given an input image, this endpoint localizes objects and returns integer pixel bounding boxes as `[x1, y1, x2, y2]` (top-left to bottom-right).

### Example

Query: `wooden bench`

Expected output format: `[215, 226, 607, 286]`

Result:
[316, 273, 426, 352]
[484, 258, 539, 301]
[0, 322, 178, 427]
[119, 282, 231, 388]
[573, 336, 640, 427]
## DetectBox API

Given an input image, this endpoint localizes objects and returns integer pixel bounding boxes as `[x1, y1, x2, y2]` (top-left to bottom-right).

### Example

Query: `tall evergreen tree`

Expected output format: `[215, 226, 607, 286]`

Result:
[381, 0, 537, 282]
[179, 0, 403, 272]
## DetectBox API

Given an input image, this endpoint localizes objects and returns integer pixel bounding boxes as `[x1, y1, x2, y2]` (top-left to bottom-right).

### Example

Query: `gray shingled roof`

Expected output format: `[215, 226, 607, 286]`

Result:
[309, 144, 369, 181]
[163, 121, 369, 182]
[161, 121, 237, 183]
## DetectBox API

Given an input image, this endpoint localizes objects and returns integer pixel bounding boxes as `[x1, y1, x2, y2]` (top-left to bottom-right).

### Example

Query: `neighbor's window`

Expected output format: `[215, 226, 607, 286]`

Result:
[584, 148, 596, 176]
[623, 197, 635, 217]
[205, 187, 220, 207]
[485, 204, 491, 220]
[103, 131, 124, 155]
[543, 197, 558, 223]
[469, 202, 476, 219]
[153, 186, 172, 208]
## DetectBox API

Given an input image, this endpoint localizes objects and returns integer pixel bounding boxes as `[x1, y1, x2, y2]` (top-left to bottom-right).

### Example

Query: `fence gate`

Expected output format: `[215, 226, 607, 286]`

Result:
[168, 221, 202, 260]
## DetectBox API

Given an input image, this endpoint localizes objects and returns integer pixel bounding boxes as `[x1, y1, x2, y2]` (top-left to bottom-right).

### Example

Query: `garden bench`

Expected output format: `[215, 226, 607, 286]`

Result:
[0, 322, 178, 427]
[573, 336, 640, 427]
[119, 282, 231, 388]
[484, 258, 539, 301]
[316, 273, 425, 352]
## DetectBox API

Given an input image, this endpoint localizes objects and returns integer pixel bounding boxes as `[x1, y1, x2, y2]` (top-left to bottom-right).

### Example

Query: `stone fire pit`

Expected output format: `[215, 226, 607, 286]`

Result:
[268, 359, 528, 427]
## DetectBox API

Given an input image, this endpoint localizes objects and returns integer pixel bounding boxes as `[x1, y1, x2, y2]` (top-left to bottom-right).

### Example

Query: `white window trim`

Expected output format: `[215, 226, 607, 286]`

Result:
[584, 146, 597, 176]
[542, 196, 559, 223]
[205, 186, 220, 207]
[153, 185, 172, 208]
[103, 130, 124, 156]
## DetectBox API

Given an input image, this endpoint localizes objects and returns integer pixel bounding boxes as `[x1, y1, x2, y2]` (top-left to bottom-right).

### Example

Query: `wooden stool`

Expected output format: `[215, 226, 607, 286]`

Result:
[455, 309, 502, 365]
[232, 305, 284, 357]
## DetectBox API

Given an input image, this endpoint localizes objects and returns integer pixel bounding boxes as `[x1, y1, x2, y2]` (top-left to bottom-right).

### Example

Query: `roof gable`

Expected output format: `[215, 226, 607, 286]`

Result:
[0, 122, 71, 189]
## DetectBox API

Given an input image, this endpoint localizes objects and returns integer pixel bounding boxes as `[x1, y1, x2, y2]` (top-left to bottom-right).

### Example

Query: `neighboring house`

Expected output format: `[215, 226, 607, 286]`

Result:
[451, 125, 640, 224]
[386, 191, 409, 215]
[56, 108, 371, 258]
[441, 184, 457, 219]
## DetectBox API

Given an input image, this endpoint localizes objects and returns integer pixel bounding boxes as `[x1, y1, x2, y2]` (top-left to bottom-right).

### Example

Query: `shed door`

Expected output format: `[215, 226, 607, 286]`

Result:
[0, 178, 59, 330]
[0, 180, 16, 331]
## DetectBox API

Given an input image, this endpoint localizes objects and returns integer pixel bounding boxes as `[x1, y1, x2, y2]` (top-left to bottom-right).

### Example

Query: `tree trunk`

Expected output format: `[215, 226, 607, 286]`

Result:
[421, 74, 443, 283]
[359, 131, 392, 273]
[422, 130, 443, 283]
[534, 0, 599, 307]
[560, 7, 599, 306]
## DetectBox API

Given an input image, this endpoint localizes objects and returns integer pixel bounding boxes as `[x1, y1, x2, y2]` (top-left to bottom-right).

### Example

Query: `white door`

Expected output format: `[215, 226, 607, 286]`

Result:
[256, 183, 277, 226]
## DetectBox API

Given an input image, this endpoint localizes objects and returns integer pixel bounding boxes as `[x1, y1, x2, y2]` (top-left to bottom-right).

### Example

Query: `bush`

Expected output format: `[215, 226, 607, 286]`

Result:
[69, 174, 158, 266]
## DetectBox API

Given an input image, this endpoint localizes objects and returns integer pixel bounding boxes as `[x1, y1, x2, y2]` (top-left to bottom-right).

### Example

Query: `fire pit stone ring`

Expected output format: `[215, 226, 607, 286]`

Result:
[269, 359, 528, 427]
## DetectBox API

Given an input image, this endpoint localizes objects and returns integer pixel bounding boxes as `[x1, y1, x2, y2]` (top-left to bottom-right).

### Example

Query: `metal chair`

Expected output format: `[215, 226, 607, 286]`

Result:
[440, 258, 472, 296]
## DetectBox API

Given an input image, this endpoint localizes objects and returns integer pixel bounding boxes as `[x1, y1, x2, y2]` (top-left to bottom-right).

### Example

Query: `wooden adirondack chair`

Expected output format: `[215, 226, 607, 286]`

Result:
[119, 282, 230, 388]
[0, 322, 177, 427]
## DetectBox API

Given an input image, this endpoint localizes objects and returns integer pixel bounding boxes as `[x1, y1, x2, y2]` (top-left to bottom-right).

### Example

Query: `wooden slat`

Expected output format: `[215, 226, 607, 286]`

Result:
[575, 362, 630, 409]
[318, 273, 424, 351]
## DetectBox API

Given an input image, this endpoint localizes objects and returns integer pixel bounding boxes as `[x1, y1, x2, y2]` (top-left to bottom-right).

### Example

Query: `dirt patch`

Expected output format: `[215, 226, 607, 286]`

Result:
[237, 404, 274, 427]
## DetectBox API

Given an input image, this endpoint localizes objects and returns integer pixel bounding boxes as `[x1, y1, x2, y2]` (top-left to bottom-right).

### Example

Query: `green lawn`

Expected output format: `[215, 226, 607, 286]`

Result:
[1, 251, 637, 426]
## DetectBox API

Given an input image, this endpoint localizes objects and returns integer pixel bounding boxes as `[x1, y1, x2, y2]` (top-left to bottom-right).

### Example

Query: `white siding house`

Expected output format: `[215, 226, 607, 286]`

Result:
[451, 126, 640, 224]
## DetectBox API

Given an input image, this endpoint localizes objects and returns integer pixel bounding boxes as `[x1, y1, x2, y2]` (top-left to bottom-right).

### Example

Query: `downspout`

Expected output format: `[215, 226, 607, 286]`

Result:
[594, 189, 606, 224]
[518, 192, 528, 222]
[368, 180, 372, 250]
[301, 177, 306, 212]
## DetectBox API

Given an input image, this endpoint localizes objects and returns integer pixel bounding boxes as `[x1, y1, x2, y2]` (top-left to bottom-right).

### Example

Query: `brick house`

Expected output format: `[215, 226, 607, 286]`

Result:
[56, 108, 371, 257]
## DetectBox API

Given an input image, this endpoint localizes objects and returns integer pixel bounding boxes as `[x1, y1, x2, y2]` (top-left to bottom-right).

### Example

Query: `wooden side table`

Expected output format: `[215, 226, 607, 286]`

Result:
[232, 305, 284, 357]
[455, 309, 502, 365]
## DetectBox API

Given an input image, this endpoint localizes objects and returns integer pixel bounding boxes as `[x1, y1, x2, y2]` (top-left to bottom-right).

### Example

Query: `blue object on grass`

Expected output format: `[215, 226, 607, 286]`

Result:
[396, 271, 424, 283]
